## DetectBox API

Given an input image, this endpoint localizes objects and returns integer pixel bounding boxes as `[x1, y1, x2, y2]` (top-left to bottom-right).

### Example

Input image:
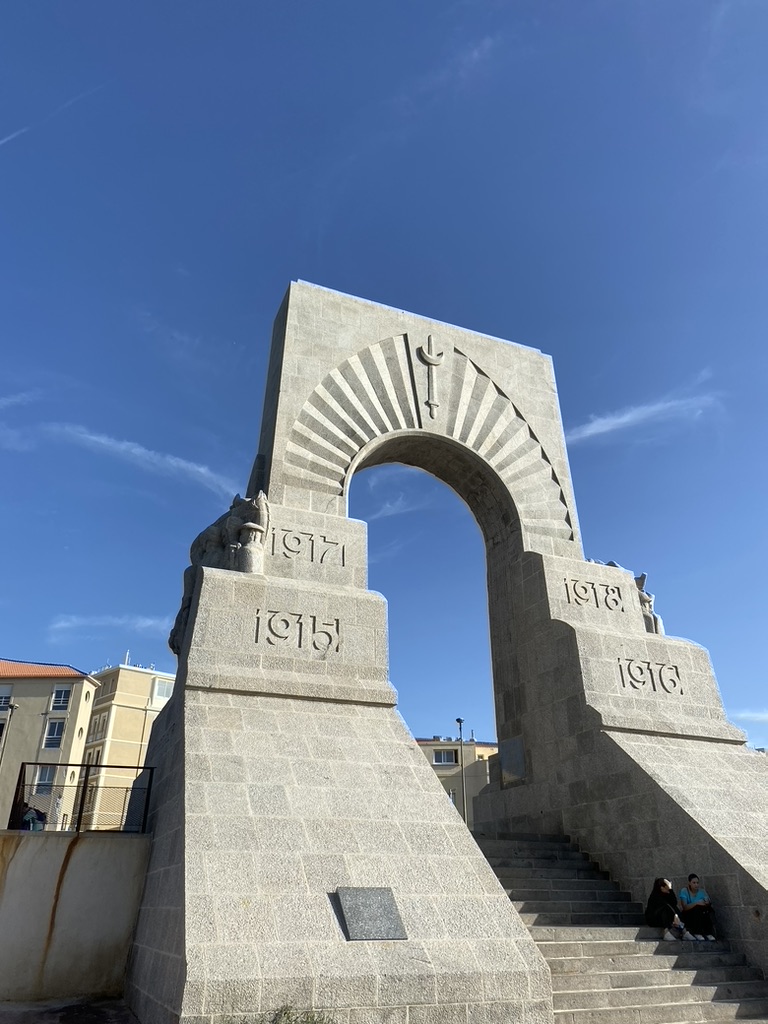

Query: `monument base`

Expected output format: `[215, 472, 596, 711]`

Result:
[125, 569, 554, 1024]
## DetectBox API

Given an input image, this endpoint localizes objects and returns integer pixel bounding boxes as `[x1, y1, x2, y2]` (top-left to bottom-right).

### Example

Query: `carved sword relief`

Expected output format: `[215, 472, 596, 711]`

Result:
[417, 334, 444, 419]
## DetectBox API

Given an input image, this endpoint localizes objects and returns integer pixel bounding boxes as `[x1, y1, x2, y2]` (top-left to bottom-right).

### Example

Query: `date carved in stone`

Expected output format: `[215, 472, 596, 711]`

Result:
[564, 578, 624, 612]
[271, 529, 346, 566]
[618, 658, 683, 696]
[255, 610, 341, 654]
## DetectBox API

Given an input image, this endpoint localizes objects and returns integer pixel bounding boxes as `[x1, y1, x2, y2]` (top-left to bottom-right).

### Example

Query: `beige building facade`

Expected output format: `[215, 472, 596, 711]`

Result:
[416, 735, 497, 828]
[81, 663, 175, 830]
[0, 659, 97, 829]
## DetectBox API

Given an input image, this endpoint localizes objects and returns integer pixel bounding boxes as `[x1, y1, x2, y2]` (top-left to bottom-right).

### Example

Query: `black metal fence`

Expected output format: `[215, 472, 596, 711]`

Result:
[7, 761, 154, 833]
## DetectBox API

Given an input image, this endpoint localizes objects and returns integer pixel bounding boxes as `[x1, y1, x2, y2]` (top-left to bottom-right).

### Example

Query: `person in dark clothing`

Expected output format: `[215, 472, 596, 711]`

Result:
[645, 878, 694, 941]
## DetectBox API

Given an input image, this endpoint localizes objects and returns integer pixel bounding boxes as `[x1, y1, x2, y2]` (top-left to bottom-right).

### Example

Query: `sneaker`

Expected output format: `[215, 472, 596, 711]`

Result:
[663, 929, 680, 941]
[682, 931, 696, 941]
[694, 934, 706, 941]
[706, 935, 716, 941]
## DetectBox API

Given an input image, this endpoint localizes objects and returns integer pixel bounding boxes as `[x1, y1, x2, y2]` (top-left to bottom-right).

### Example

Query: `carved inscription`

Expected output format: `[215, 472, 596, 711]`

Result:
[255, 610, 341, 654]
[564, 578, 624, 612]
[271, 528, 346, 567]
[618, 658, 683, 696]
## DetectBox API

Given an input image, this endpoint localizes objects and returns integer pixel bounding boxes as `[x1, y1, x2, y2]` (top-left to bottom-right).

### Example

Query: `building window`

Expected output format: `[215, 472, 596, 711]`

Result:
[35, 765, 56, 795]
[154, 678, 174, 701]
[44, 720, 65, 749]
[0, 685, 12, 709]
[433, 749, 458, 765]
[0, 721, 4, 743]
[92, 747, 102, 766]
[51, 687, 71, 711]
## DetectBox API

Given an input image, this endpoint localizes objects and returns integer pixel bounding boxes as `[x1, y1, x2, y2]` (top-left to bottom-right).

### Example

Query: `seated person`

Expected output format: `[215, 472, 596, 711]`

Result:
[679, 874, 716, 940]
[645, 878, 694, 941]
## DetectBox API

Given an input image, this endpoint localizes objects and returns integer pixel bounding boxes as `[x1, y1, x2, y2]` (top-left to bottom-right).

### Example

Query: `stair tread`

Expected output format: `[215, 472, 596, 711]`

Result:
[477, 830, 763, 1024]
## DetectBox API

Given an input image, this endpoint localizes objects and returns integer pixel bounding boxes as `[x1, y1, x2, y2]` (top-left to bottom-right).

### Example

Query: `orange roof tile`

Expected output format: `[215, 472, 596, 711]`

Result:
[0, 659, 88, 679]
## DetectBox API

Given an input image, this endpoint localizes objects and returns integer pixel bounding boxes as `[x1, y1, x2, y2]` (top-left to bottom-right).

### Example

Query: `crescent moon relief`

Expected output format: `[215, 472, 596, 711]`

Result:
[284, 336, 574, 542]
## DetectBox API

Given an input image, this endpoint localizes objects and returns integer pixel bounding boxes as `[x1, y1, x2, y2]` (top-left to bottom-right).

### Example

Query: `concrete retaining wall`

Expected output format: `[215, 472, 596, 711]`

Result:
[0, 831, 151, 1002]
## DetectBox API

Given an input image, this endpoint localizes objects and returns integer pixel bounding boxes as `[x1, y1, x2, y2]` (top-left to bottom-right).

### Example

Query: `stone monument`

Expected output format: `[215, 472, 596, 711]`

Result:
[125, 281, 768, 1024]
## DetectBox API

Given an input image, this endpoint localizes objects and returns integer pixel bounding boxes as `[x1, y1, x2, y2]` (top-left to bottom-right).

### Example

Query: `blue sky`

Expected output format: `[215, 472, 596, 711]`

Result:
[2, 1, 767, 747]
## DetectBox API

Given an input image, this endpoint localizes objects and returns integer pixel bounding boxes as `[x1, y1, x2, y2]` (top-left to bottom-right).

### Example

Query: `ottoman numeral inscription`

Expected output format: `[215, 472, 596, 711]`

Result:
[271, 528, 346, 566]
[564, 578, 624, 612]
[618, 658, 683, 696]
[255, 610, 341, 653]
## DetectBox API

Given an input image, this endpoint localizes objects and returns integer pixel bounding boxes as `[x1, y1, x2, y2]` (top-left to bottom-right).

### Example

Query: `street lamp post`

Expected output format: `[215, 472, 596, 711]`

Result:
[456, 717, 468, 825]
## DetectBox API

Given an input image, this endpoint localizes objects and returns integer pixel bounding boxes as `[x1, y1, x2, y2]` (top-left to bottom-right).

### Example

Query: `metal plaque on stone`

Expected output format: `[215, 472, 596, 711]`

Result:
[334, 886, 407, 941]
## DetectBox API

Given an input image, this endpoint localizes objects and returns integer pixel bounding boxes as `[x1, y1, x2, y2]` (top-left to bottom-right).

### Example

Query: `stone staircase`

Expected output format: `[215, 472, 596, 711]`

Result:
[475, 832, 768, 1023]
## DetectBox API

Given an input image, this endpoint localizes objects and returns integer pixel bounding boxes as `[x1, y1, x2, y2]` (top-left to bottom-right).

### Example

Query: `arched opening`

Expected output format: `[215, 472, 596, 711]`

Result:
[346, 432, 528, 766]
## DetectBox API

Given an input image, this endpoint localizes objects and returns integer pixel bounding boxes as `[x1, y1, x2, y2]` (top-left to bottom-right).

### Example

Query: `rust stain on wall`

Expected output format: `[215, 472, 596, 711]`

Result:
[0, 835, 23, 908]
[37, 835, 80, 989]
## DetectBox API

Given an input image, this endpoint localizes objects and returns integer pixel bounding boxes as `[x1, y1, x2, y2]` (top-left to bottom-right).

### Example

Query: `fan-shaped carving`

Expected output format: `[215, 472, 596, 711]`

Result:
[285, 336, 573, 543]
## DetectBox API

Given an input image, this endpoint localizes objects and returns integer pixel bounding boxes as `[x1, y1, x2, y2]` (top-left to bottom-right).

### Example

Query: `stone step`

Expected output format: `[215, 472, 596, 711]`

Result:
[513, 898, 642, 914]
[555, 981, 768, 1009]
[552, 995, 768, 1021]
[551, 966, 765, 992]
[508, 887, 631, 902]
[484, 847, 591, 863]
[475, 839, 581, 856]
[492, 864, 609, 880]
[499, 875, 620, 892]
[540, 939, 735, 959]
[478, 832, 767, 1024]
[478, 831, 572, 844]
[485, 855, 600, 872]
[547, 952, 750, 975]
[531, 925, 694, 942]
[553, 1011, 768, 1024]
[520, 911, 646, 927]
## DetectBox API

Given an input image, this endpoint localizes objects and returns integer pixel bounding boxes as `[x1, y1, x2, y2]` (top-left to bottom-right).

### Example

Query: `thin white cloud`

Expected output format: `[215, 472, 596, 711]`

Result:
[731, 710, 768, 723]
[0, 424, 33, 451]
[367, 493, 432, 521]
[0, 388, 43, 410]
[0, 126, 31, 149]
[43, 423, 238, 498]
[398, 33, 501, 107]
[0, 82, 106, 152]
[566, 394, 719, 445]
[365, 464, 425, 493]
[369, 538, 410, 564]
[42, 83, 107, 123]
[49, 614, 172, 637]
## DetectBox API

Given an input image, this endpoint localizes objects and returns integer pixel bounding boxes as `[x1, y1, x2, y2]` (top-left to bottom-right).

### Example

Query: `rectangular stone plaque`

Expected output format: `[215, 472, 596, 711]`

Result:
[500, 735, 526, 787]
[334, 887, 407, 941]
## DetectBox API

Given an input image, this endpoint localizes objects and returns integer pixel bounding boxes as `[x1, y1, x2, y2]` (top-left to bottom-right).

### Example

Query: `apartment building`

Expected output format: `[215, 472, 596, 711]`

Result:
[0, 659, 97, 827]
[81, 662, 175, 829]
[416, 734, 497, 829]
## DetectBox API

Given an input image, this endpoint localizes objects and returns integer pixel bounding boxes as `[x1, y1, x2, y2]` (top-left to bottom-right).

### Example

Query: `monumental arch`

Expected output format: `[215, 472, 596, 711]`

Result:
[126, 282, 768, 1024]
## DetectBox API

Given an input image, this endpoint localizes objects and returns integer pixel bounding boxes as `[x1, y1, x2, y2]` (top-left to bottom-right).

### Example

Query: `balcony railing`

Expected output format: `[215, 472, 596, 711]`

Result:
[7, 761, 155, 834]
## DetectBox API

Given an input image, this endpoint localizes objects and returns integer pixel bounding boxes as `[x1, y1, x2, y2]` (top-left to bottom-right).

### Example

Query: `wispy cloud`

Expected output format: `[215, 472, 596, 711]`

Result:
[369, 538, 411, 564]
[399, 34, 502, 107]
[0, 82, 106, 153]
[0, 388, 43, 410]
[731, 710, 768, 724]
[367, 493, 432, 521]
[49, 614, 173, 638]
[0, 126, 31, 149]
[43, 423, 238, 498]
[566, 384, 720, 446]
[138, 310, 203, 360]
[0, 424, 33, 451]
